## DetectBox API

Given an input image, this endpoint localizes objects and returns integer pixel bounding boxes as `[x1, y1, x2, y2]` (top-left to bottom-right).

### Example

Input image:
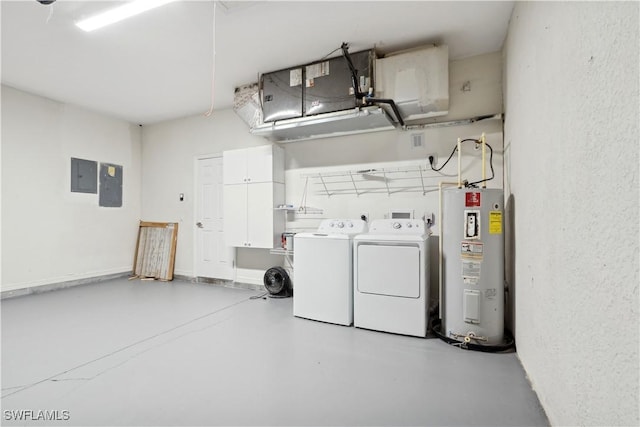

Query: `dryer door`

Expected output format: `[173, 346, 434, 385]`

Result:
[356, 244, 421, 298]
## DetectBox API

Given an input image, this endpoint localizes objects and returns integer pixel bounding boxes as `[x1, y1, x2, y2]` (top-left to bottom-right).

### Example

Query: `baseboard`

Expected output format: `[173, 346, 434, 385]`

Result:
[1, 272, 266, 300]
[173, 274, 266, 292]
[235, 268, 264, 287]
[1, 271, 132, 300]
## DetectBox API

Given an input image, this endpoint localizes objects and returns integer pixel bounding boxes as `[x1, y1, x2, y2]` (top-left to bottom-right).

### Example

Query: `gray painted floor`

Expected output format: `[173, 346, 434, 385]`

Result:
[1, 278, 548, 426]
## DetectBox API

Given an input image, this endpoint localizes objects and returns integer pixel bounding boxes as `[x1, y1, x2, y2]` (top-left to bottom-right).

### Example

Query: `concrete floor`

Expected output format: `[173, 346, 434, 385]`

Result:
[1, 278, 548, 426]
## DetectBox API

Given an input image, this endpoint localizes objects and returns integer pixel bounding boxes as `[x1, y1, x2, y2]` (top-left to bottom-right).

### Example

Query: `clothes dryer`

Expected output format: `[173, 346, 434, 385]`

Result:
[353, 219, 430, 337]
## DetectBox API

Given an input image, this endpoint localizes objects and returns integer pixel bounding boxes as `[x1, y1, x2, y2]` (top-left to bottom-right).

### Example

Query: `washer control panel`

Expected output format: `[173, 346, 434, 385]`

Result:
[318, 219, 368, 235]
[369, 219, 426, 234]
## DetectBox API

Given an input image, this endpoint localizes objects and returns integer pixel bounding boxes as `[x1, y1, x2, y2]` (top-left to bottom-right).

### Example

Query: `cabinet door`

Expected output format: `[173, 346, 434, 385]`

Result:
[246, 145, 274, 183]
[246, 182, 275, 248]
[222, 149, 248, 185]
[223, 184, 248, 247]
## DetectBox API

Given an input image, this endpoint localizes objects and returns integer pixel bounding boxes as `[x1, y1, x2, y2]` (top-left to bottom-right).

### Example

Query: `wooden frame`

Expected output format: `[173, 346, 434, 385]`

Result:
[132, 221, 179, 281]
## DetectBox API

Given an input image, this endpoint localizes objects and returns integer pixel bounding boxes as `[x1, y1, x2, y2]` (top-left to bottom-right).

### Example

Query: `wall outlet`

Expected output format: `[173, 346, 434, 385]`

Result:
[427, 153, 438, 169]
[424, 212, 435, 227]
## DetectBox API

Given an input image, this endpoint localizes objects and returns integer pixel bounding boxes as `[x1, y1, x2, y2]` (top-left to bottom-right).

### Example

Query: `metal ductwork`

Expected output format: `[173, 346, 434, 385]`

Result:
[250, 106, 395, 143]
[234, 44, 449, 143]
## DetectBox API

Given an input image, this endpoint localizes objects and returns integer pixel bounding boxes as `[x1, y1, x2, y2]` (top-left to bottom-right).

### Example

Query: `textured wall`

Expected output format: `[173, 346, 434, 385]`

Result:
[503, 2, 639, 426]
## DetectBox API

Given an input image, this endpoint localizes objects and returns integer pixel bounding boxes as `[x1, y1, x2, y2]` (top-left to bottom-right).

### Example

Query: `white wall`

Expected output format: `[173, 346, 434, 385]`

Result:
[1, 86, 142, 291]
[140, 108, 280, 280]
[503, 2, 639, 426]
[141, 52, 504, 289]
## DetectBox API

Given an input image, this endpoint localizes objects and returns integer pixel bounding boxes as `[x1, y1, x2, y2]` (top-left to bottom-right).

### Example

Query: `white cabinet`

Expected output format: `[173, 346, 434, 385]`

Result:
[223, 183, 285, 248]
[223, 145, 284, 185]
[223, 145, 285, 248]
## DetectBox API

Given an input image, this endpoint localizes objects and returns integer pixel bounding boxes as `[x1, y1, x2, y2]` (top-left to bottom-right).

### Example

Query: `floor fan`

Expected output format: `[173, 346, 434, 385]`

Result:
[263, 266, 292, 298]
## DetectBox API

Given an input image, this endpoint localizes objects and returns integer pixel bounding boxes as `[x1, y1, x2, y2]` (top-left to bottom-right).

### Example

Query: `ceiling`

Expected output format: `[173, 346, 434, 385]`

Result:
[1, 1, 514, 125]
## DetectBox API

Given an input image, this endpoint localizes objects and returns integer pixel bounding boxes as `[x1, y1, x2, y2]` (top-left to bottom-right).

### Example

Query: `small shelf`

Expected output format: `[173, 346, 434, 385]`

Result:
[270, 248, 294, 256]
[275, 205, 324, 215]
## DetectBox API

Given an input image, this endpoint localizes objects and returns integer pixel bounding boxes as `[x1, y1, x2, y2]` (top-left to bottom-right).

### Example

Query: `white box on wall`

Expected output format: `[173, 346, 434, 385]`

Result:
[375, 45, 449, 121]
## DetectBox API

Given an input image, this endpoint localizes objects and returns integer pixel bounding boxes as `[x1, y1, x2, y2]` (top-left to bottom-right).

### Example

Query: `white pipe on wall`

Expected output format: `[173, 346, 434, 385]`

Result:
[481, 132, 487, 188]
[457, 138, 462, 188]
[438, 180, 459, 319]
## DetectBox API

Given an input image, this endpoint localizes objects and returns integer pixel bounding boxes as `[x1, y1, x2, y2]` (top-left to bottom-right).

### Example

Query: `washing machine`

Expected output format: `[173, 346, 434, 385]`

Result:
[293, 219, 368, 326]
[353, 219, 430, 337]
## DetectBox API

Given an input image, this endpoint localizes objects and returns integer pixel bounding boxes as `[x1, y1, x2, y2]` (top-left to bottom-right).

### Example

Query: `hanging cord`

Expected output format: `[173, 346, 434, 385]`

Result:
[430, 318, 515, 353]
[429, 138, 495, 187]
[430, 138, 478, 171]
[204, 1, 217, 117]
[467, 142, 494, 187]
[250, 291, 268, 300]
[320, 46, 342, 61]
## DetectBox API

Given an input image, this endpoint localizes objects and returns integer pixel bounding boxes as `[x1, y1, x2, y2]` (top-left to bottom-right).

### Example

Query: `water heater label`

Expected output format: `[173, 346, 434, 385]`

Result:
[489, 211, 503, 234]
[465, 192, 481, 207]
[464, 210, 481, 240]
[462, 261, 481, 285]
[461, 241, 483, 258]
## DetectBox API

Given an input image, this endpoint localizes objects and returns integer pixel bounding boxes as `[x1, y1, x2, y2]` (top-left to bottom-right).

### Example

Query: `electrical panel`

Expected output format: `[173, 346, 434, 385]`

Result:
[99, 163, 123, 207]
[70, 157, 97, 194]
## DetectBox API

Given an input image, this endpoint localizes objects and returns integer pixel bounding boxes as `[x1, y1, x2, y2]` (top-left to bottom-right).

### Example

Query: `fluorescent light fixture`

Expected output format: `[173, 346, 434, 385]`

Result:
[76, 0, 178, 32]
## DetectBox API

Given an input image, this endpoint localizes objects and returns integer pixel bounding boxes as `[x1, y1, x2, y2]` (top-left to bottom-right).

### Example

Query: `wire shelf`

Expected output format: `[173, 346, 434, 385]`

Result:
[301, 164, 443, 197]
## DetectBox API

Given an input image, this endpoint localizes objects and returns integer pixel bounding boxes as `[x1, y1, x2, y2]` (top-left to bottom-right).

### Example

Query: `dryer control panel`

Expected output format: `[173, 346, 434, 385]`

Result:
[368, 219, 427, 235]
[317, 219, 368, 235]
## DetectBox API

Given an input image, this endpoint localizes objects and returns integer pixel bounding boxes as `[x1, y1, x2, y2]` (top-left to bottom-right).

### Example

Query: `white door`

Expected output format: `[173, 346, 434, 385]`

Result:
[196, 157, 235, 280]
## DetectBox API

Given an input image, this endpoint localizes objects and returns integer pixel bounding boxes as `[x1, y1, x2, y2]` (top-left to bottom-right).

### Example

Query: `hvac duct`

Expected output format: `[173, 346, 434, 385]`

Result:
[234, 44, 449, 142]
[262, 50, 373, 122]
[375, 45, 449, 122]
